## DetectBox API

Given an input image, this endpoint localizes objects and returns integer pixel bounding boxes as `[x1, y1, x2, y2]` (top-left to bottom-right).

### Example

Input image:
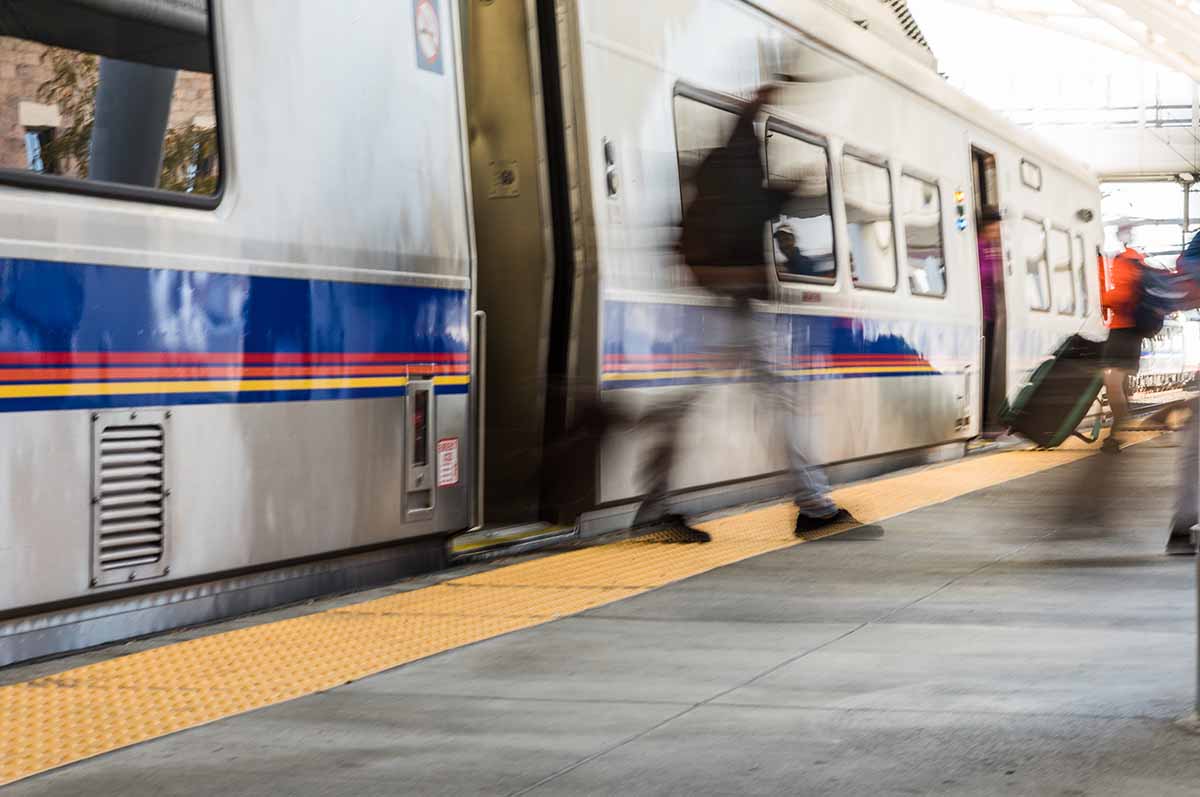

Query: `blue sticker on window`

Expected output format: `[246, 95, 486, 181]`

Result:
[414, 0, 443, 75]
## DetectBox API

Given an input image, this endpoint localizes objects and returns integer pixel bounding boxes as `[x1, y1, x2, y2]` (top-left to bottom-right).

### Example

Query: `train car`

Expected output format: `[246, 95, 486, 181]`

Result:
[1, 0, 1107, 666]
[465, 0, 1104, 536]
[0, 0, 477, 665]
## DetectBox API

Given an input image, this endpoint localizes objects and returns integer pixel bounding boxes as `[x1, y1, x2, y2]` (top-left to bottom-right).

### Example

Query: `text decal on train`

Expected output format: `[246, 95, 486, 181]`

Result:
[414, 0, 443, 75]
[437, 438, 460, 487]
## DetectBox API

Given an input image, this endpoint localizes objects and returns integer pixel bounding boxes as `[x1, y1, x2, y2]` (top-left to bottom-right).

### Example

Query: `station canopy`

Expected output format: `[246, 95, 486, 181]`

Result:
[908, 0, 1200, 129]
[920, 0, 1200, 81]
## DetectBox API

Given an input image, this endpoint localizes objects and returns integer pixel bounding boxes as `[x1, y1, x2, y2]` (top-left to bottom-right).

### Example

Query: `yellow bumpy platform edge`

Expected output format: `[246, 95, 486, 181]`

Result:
[0, 434, 1155, 786]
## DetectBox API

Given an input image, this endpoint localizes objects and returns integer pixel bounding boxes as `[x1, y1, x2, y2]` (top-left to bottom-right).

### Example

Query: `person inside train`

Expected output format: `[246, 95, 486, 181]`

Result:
[1099, 223, 1148, 454]
[632, 81, 883, 542]
[773, 224, 829, 279]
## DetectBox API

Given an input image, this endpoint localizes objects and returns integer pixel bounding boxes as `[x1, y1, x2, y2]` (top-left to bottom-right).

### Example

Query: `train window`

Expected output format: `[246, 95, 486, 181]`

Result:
[842, 154, 897, 291]
[900, 174, 945, 297]
[0, 1, 221, 207]
[672, 93, 740, 211]
[1021, 218, 1051, 311]
[1073, 234, 1089, 316]
[1020, 159, 1043, 191]
[1049, 227, 1074, 315]
[764, 125, 836, 283]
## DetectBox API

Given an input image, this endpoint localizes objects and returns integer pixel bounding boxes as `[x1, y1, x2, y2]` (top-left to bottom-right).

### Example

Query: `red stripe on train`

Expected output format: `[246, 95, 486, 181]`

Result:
[0, 364, 470, 381]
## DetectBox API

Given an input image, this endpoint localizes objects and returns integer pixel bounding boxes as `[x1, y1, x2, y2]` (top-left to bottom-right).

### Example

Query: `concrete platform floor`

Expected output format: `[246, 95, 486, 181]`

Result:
[6, 435, 1200, 796]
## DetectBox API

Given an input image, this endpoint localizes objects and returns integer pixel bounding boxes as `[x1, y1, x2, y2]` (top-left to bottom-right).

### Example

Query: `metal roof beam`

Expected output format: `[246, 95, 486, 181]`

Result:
[1070, 0, 1200, 81]
[1097, 0, 1200, 68]
[939, 0, 1151, 58]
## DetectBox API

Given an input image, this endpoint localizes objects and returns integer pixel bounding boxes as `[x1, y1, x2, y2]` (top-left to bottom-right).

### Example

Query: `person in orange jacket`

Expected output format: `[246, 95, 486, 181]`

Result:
[1099, 223, 1146, 454]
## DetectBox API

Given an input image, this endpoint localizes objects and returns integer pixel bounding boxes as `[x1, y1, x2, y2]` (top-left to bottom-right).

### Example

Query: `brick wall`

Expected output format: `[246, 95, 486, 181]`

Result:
[0, 37, 57, 170]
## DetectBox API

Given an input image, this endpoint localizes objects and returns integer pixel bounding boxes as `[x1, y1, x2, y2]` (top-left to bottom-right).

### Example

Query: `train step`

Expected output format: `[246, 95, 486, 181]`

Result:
[449, 522, 577, 561]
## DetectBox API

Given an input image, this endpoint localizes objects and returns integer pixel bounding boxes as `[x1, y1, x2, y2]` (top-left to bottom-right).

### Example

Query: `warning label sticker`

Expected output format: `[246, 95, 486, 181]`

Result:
[437, 438, 459, 487]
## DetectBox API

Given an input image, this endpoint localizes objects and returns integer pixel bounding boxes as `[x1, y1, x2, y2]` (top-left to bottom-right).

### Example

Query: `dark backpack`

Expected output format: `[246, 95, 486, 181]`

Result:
[679, 104, 789, 300]
[1134, 266, 1176, 338]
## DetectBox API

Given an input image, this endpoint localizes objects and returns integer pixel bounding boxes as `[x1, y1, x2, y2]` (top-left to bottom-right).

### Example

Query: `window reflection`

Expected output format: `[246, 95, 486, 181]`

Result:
[1049, 228, 1074, 315]
[901, 174, 945, 297]
[1073, 234, 1088, 316]
[843, 154, 896, 290]
[0, 1, 220, 198]
[1022, 218, 1051, 311]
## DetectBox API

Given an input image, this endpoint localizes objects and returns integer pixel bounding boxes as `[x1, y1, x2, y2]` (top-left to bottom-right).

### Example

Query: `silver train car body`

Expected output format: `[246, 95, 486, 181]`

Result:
[2, 0, 1105, 664]
[0, 0, 476, 663]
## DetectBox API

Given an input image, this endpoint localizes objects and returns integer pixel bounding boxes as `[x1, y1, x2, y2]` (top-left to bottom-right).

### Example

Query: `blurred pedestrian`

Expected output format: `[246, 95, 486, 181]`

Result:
[1166, 399, 1198, 555]
[1165, 229, 1200, 554]
[633, 83, 881, 542]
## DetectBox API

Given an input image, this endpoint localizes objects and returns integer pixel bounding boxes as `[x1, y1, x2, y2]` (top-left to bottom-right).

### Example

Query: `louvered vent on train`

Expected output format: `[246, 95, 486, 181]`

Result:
[880, 0, 931, 51]
[91, 410, 170, 587]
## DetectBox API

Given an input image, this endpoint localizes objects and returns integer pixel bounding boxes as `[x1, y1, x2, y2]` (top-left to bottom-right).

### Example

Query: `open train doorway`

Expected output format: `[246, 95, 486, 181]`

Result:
[453, 0, 585, 554]
[971, 146, 1008, 433]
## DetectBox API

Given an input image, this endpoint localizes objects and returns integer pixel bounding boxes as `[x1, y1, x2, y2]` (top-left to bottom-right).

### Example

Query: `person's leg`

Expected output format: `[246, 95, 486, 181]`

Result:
[1102, 367, 1131, 452]
[787, 427, 882, 537]
[631, 390, 710, 542]
[634, 398, 684, 518]
[1167, 398, 1199, 555]
[739, 304, 881, 537]
[786, 433, 836, 520]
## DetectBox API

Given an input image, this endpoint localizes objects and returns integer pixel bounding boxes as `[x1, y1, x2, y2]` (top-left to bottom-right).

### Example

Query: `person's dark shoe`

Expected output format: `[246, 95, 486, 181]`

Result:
[1101, 436, 1122, 454]
[655, 514, 711, 544]
[1166, 527, 1197, 556]
[794, 508, 883, 539]
[631, 496, 668, 529]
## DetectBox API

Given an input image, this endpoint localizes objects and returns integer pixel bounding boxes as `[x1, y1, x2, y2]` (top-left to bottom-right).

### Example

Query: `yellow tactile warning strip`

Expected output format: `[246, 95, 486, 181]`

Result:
[0, 432, 1158, 786]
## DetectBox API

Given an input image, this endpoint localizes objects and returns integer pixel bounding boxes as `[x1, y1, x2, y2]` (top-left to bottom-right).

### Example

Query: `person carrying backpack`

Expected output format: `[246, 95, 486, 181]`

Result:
[1099, 224, 1150, 454]
[633, 83, 881, 541]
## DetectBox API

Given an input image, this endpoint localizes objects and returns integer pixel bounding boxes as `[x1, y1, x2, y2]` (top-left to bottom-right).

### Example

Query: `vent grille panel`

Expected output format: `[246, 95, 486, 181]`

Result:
[91, 413, 169, 586]
[882, 0, 931, 49]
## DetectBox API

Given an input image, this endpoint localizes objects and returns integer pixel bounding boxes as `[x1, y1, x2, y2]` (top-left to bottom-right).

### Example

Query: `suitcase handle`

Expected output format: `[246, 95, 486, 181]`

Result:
[1070, 415, 1103, 445]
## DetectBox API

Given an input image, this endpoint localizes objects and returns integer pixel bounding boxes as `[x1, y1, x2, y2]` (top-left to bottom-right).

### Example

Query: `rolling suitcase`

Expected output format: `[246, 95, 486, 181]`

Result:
[1001, 334, 1105, 448]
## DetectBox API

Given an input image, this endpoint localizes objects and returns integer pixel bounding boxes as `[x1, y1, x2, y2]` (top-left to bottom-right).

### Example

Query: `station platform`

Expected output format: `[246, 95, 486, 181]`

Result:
[3, 431, 1200, 795]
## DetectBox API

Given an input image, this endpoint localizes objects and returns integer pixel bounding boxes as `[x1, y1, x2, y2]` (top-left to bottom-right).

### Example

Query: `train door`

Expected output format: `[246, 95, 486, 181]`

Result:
[461, 0, 590, 530]
[971, 147, 1008, 432]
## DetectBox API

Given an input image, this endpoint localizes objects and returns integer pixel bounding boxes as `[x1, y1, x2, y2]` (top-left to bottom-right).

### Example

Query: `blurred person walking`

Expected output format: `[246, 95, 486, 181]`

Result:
[1166, 398, 1199, 555]
[632, 83, 881, 542]
[1165, 230, 1200, 554]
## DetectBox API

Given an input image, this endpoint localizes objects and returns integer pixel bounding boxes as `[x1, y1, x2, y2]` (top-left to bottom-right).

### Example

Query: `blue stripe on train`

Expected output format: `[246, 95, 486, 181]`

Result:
[0, 257, 470, 412]
[602, 300, 978, 389]
[0, 258, 470, 355]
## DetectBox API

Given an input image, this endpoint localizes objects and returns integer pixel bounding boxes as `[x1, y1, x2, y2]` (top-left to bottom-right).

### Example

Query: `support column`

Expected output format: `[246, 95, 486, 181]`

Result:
[90, 58, 177, 188]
